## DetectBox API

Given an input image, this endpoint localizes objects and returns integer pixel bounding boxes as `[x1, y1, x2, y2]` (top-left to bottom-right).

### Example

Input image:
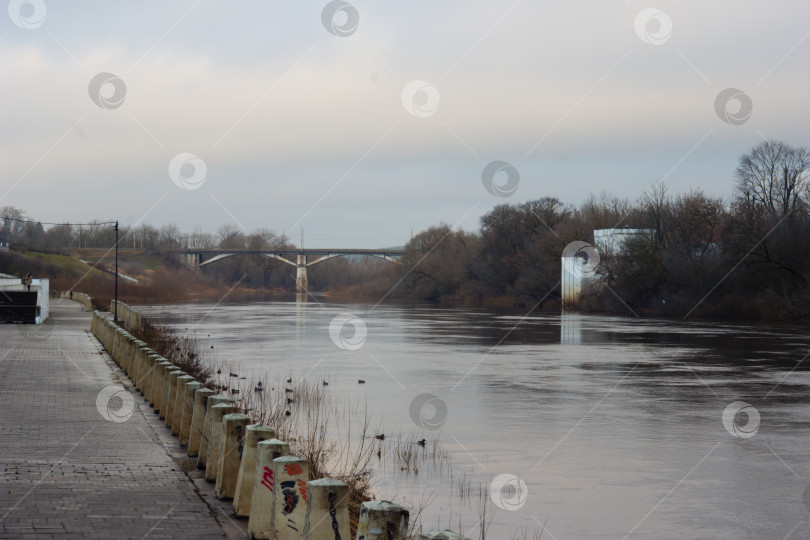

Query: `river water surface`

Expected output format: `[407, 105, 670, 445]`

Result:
[139, 299, 810, 539]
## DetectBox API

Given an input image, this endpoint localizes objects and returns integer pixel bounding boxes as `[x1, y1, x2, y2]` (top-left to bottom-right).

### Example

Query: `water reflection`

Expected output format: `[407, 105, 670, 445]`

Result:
[295, 294, 307, 339]
[560, 312, 582, 344]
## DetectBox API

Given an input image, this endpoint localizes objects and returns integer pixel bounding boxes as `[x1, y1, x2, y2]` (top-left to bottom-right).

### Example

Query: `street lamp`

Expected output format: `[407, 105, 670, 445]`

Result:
[114, 220, 118, 323]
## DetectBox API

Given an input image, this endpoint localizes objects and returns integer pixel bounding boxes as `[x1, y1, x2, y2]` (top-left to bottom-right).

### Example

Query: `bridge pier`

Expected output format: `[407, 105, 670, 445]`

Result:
[185, 253, 200, 272]
[295, 255, 308, 293]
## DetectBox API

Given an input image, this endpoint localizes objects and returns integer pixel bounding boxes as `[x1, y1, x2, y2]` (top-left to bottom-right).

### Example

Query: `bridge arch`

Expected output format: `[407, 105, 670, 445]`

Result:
[187, 249, 403, 292]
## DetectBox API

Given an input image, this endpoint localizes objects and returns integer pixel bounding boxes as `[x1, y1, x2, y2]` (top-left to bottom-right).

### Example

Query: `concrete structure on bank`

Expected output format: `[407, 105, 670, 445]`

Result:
[593, 228, 655, 256]
[561, 228, 654, 310]
[0, 276, 49, 323]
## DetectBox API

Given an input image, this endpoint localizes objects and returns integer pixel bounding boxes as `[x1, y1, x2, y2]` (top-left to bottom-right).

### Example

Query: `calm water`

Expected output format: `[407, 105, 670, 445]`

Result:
[139, 299, 810, 539]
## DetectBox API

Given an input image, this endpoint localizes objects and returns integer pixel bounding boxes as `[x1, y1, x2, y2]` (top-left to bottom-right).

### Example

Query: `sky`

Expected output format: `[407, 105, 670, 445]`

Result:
[1, 1, 809, 248]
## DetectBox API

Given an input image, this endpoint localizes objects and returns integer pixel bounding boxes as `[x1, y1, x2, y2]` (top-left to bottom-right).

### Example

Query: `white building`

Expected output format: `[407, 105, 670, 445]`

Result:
[593, 228, 654, 256]
[561, 228, 654, 310]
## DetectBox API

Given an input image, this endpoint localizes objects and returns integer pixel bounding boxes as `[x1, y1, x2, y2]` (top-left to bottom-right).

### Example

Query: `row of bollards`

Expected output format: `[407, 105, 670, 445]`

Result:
[59, 290, 93, 311]
[90, 310, 470, 540]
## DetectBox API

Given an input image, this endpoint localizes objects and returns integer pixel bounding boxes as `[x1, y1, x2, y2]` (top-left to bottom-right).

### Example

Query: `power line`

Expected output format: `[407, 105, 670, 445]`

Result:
[0, 217, 116, 227]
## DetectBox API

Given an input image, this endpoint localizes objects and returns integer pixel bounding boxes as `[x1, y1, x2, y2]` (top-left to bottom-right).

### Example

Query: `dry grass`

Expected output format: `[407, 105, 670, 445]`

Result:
[372, 430, 452, 475]
[131, 318, 213, 384]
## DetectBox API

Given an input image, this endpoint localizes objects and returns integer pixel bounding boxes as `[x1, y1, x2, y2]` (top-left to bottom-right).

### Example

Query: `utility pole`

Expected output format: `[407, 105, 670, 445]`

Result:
[114, 220, 119, 323]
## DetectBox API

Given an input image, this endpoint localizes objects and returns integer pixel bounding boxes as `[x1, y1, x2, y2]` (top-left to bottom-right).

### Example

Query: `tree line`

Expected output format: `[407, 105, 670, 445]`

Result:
[394, 140, 810, 319]
[3, 140, 808, 319]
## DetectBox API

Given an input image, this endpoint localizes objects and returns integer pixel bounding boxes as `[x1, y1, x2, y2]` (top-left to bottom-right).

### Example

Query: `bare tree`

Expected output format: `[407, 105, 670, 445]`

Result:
[1, 206, 27, 243]
[246, 228, 281, 250]
[641, 182, 669, 246]
[187, 227, 216, 250]
[735, 140, 810, 216]
[217, 223, 245, 250]
[158, 223, 182, 250]
[668, 189, 725, 258]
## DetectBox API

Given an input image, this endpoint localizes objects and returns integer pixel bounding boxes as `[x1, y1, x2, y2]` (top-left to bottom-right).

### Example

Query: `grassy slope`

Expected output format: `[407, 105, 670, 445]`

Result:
[1, 248, 264, 306]
[20, 250, 109, 279]
[67, 248, 166, 274]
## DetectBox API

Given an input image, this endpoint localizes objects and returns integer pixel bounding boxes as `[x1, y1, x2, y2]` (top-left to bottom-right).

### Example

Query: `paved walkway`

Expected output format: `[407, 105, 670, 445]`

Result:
[0, 299, 246, 539]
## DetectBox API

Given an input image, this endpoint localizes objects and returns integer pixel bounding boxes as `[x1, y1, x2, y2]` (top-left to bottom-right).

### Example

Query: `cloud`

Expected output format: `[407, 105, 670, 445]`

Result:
[1, 1, 808, 246]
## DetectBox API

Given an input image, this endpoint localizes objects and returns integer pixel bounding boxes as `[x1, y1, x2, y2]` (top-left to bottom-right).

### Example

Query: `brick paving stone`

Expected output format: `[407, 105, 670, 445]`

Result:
[1, 299, 246, 539]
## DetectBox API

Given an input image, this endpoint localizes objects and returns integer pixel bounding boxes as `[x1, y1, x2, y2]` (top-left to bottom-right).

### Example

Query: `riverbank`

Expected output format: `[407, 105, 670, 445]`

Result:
[5, 246, 808, 322]
[0, 299, 245, 539]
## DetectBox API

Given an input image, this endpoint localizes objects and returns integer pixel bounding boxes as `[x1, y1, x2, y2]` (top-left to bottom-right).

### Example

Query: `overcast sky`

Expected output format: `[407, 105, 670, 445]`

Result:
[1, 1, 808, 248]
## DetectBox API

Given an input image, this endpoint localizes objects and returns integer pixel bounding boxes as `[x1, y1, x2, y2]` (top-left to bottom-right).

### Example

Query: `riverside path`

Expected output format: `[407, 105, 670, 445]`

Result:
[0, 299, 240, 539]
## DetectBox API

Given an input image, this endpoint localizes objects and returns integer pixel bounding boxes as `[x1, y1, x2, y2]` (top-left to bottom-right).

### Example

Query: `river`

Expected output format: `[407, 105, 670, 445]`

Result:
[138, 298, 810, 539]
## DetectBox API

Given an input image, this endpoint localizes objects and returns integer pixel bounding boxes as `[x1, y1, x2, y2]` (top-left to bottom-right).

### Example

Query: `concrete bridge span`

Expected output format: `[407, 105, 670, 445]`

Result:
[182, 249, 404, 292]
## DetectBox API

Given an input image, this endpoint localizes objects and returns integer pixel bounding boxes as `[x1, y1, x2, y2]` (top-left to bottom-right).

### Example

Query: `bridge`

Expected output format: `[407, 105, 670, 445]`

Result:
[182, 248, 405, 292]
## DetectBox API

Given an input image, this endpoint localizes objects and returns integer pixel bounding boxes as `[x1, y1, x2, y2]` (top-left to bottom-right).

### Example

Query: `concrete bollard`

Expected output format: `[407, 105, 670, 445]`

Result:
[356, 501, 409, 540]
[179, 381, 202, 446]
[172, 375, 196, 436]
[205, 403, 237, 482]
[135, 343, 148, 382]
[111, 329, 123, 366]
[149, 356, 167, 408]
[137, 346, 149, 393]
[114, 332, 126, 370]
[247, 439, 291, 539]
[121, 335, 133, 373]
[233, 424, 276, 517]
[115, 331, 127, 370]
[153, 361, 173, 414]
[110, 323, 118, 351]
[124, 335, 135, 370]
[100, 321, 107, 348]
[120, 333, 132, 373]
[130, 343, 143, 391]
[159, 366, 179, 420]
[138, 346, 152, 393]
[164, 369, 186, 428]
[417, 531, 472, 540]
[271, 455, 309, 539]
[133, 343, 147, 391]
[188, 388, 216, 457]
[215, 413, 252, 500]
[101, 319, 110, 349]
[143, 353, 160, 402]
[304, 478, 350, 540]
[198, 395, 231, 469]
[100, 318, 108, 346]
[145, 353, 160, 405]
[139, 350, 152, 400]
[118, 330, 129, 363]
